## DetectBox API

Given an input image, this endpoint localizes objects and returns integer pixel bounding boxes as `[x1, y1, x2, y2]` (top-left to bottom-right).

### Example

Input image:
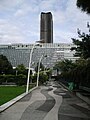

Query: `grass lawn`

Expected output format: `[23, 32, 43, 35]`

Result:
[0, 86, 26, 106]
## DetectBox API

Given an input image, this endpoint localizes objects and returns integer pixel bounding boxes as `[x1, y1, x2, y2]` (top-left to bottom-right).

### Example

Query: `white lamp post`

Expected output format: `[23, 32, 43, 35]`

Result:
[26, 43, 38, 93]
[36, 55, 47, 87]
[36, 55, 43, 87]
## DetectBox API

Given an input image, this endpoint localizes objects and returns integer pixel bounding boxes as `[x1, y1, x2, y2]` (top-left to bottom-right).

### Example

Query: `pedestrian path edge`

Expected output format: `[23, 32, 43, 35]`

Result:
[59, 82, 90, 105]
[0, 86, 38, 113]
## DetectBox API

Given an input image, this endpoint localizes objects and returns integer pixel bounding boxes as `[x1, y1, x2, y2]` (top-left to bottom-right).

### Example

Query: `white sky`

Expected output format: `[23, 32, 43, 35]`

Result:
[0, 0, 90, 44]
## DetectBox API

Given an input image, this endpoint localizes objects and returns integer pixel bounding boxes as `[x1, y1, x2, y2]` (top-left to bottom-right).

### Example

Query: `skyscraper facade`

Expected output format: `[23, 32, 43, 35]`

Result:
[40, 12, 53, 43]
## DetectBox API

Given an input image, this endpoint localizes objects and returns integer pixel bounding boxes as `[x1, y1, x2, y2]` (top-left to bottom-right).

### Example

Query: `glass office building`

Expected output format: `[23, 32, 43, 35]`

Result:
[40, 12, 53, 43]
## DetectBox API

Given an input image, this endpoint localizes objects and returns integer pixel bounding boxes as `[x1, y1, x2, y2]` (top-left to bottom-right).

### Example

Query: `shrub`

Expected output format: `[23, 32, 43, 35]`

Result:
[32, 72, 48, 85]
[15, 74, 27, 86]
[0, 74, 27, 86]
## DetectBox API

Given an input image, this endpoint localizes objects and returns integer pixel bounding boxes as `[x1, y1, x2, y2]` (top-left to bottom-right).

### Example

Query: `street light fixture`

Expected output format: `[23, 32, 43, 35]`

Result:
[36, 55, 47, 87]
[26, 42, 39, 93]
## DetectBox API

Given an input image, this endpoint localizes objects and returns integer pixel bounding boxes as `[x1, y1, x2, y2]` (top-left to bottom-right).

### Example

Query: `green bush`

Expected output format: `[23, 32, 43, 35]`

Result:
[38, 72, 48, 84]
[56, 59, 90, 89]
[32, 72, 48, 85]
[31, 74, 37, 83]
[0, 71, 50, 86]
[0, 75, 15, 84]
[15, 74, 27, 86]
[0, 74, 27, 86]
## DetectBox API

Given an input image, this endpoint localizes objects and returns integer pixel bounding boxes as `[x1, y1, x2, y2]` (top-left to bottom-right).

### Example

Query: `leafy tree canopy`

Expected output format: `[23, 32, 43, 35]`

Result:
[16, 64, 27, 75]
[77, 0, 90, 14]
[71, 24, 90, 59]
[54, 59, 75, 72]
[0, 55, 13, 74]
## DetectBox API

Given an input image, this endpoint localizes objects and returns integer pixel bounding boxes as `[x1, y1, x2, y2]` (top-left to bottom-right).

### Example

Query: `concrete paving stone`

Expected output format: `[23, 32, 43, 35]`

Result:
[71, 104, 90, 117]
[45, 88, 53, 91]
[66, 97, 84, 104]
[54, 88, 65, 93]
[54, 90, 72, 98]
[76, 102, 90, 110]
[37, 88, 55, 112]
[58, 114, 90, 120]
[20, 101, 47, 120]
[20, 86, 55, 120]
[58, 99, 90, 119]
[21, 110, 47, 120]
[62, 93, 72, 98]
[19, 92, 32, 102]
[0, 86, 46, 120]
[43, 85, 62, 120]
[37, 100, 55, 112]
[53, 85, 61, 88]
[41, 89, 54, 100]
[76, 92, 90, 105]
[59, 102, 83, 115]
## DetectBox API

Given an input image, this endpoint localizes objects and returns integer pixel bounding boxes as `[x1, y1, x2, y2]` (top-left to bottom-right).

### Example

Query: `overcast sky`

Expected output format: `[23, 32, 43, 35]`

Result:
[0, 0, 90, 44]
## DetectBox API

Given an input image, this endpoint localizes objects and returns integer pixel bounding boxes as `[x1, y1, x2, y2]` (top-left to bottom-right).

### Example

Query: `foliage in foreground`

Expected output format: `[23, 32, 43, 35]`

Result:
[71, 24, 90, 59]
[0, 74, 27, 86]
[54, 59, 90, 89]
[0, 55, 13, 74]
[32, 72, 48, 84]
[77, 0, 90, 14]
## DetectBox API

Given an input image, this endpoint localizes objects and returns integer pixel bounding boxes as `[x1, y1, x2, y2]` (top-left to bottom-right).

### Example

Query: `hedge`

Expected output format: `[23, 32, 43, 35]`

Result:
[0, 74, 27, 86]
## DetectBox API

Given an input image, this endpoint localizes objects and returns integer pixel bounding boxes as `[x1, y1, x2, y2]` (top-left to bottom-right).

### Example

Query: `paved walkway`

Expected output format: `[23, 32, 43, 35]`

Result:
[0, 81, 90, 120]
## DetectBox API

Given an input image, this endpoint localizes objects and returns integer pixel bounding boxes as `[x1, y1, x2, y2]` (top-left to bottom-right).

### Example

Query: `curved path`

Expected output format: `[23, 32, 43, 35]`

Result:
[0, 81, 62, 120]
[43, 85, 62, 120]
[20, 81, 62, 120]
[0, 81, 90, 120]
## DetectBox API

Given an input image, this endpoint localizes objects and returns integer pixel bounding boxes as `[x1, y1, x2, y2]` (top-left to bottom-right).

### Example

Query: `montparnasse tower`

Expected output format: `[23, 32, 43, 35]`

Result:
[40, 12, 53, 43]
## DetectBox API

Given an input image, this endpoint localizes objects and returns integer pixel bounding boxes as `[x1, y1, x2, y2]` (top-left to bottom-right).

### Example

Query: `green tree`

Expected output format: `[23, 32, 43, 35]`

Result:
[45, 68, 52, 79]
[71, 25, 90, 59]
[0, 55, 13, 74]
[31, 72, 48, 84]
[72, 58, 87, 88]
[77, 0, 90, 14]
[54, 59, 75, 73]
[16, 64, 27, 75]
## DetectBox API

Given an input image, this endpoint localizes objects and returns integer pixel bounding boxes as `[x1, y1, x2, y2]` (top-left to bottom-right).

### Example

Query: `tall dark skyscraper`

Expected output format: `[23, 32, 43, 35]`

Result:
[40, 12, 53, 43]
